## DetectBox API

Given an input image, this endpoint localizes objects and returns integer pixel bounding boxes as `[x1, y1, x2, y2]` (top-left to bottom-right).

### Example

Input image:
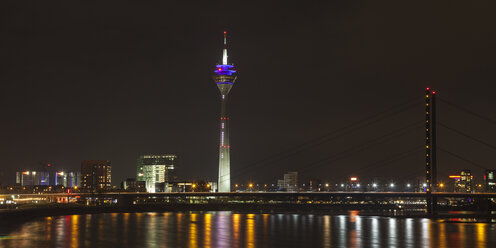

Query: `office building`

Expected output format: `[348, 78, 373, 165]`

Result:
[15, 171, 50, 186]
[81, 160, 112, 189]
[66, 171, 80, 188]
[136, 155, 177, 193]
[454, 170, 472, 192]
[278, 172, 298, 192]
[485, 169, 496, 192]
[54, 171, 67, 186]
[54, 171, 80, 188]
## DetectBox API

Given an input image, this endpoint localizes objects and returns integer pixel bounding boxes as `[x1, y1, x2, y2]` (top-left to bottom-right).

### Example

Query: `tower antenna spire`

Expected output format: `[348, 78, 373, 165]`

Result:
[222, 31, 228, 65]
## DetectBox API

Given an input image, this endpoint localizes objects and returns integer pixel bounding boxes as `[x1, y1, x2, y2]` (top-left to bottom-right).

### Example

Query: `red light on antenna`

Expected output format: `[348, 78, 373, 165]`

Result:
[426, 87, 430, 91]
[432, 91, 436, 95]
[224, 31, 227, 34]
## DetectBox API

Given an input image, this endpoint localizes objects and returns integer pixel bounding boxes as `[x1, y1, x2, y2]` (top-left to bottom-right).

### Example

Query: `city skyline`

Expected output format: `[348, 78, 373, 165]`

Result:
[1, 1, 496, 187]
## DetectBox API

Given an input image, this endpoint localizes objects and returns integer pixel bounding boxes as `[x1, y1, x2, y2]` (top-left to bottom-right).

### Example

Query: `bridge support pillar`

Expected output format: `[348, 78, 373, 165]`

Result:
[426, 193, 436, 216]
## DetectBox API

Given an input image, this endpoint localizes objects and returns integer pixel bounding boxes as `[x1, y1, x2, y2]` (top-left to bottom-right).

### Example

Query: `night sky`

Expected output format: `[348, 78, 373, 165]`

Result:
[1, 1, 496, 186]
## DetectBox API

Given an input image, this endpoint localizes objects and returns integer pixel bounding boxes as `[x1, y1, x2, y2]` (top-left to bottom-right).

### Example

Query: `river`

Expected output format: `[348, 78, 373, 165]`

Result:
[0, 211, 495, 247]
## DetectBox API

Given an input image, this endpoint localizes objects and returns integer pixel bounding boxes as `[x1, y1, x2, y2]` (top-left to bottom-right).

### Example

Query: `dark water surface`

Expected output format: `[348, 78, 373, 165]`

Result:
[0, 211, 495, 247]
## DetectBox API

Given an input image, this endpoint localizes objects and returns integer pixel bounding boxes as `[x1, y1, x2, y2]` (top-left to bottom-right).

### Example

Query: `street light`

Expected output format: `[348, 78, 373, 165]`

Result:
[390, 183, 394, 188]
[407, 184, 411, 188]
[372, 183, 377, 188]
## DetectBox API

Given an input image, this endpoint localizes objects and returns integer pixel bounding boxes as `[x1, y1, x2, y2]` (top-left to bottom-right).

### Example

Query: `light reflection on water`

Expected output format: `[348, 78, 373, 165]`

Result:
[0, 211, 495, 247]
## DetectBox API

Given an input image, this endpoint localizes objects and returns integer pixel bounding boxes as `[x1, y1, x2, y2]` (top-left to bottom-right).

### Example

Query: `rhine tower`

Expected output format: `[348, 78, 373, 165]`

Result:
[213, 31, 237, 192]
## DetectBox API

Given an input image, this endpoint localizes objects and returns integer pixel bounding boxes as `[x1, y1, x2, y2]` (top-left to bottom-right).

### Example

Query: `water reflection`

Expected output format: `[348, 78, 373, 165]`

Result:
[476, 223, 486, 247]
[405, 218, 413, 248]
[71, 215, 78, 248]
[189, 213, 198, 248]
[204, 213, 211, 248]
[232, 213, 240, 248]
[388, 218, 397, 247]
[439, 222, 447, 248]
[246, 214, 255, 248]
[323, 215, 331, 248]
[0, 212, 495, 248]
[421, 219, 430, 247]
[370, 216, 380, 248]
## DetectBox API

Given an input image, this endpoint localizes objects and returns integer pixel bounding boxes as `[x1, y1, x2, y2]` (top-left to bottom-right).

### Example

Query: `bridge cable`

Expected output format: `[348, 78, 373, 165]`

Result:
[232, 97, 422, 179]
[323, 145, 424, 182]
[438, 147, 488, 170]
[438, 122, 496, 151]
[297, 121, 423, 175]
[438, 97, 496, 127]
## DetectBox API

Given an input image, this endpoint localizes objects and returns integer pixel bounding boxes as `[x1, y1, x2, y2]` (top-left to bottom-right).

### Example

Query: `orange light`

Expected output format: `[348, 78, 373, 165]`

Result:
[449, 175, 461, 179]
[350, 177, 358, 181]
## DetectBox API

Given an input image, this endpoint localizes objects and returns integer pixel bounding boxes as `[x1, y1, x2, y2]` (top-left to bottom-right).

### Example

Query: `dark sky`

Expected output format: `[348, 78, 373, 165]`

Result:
[1, 1, 496, 186]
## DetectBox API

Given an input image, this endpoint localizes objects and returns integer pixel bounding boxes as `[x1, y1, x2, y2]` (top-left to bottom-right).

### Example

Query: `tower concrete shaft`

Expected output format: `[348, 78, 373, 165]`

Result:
[213, 31, 237, 192]
[218, 95, 231, 192]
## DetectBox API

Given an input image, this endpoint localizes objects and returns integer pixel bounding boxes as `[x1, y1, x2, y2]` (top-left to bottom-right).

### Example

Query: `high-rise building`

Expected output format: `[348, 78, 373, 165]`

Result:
[122, 178, 136, 191]
[16, 171, 50, 186]
[136, 155, 177, 193]
[485, 169, 496, 192]
[54, 171, 80, 188]
[81, 160, 112, 189]
[214, 31, 237, 192]
[455, 170, 472, 192]
[54, 171, 67, 186]
[66, 171, 81, 188]
[278, 172, 298, 192]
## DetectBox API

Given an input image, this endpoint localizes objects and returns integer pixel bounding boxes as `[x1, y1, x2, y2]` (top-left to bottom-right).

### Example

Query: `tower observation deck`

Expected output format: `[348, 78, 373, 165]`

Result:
[214, 31, 237, 192]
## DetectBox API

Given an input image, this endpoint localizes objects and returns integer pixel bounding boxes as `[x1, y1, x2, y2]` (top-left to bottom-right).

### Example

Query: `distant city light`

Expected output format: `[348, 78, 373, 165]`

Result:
[350, 177, 358, 181]
[390, 183, 394, 188]
[407, 184, 411, 187]
[372, 183, 377, 188]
